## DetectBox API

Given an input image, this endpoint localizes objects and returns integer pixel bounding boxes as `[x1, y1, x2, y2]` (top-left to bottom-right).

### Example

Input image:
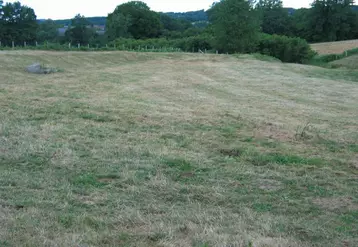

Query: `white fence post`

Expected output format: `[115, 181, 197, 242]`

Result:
[12, 41, 14, 49]
[78, 43, 80, 49]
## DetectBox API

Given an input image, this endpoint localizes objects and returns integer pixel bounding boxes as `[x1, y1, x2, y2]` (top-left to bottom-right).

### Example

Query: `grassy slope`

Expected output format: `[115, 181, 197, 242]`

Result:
[0, 51, 357, 247]
[330, 54, 358, 69]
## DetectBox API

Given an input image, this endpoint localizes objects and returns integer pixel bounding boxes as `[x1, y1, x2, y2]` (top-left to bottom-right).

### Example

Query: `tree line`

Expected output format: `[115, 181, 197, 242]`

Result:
[1, 0, 358, 62]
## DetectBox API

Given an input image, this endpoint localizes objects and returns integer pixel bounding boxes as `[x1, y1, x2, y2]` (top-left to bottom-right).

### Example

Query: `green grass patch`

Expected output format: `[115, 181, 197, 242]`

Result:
[248, 152, 324, 166]
[79, 112, 115, 123]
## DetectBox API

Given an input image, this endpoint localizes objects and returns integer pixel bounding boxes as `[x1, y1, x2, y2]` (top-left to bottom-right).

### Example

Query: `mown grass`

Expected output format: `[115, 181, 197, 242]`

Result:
[0, 51, 357, 247]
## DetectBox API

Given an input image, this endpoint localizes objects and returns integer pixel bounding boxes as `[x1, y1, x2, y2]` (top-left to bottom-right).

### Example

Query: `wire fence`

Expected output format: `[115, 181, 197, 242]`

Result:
[0, 41, 220, 54]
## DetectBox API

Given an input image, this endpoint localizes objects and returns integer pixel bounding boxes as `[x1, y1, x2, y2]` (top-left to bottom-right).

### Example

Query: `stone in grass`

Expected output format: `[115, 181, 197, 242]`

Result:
[26, 63, 58, 74]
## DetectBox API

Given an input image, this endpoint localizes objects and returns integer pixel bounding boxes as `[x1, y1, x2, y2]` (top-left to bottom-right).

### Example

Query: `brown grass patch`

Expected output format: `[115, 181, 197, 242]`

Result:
[311, 39, 358, 55]
[312, 197, 358, 211]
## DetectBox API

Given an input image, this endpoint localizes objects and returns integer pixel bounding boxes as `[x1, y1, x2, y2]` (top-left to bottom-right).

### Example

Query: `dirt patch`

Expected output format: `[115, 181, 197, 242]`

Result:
[254, 122, 293, 142]
[257, 179, 283, 192]
[312, 197, 358, 211]
[77, 192, 107, 206]
[253, 236, 302, 247]
[219, 148, 242, 157]
[352, 155, 358, 170]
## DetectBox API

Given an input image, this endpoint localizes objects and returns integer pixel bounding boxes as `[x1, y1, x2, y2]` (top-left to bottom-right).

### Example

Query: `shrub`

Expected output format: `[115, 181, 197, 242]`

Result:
[112, 35, 214, 52]
[257, 34, 316, 63]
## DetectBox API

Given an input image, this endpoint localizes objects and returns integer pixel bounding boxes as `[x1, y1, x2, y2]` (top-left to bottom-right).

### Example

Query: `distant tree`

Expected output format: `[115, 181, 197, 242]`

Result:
[256, 0, 293, 36]
[291, 8, 312, 41]
[106, 12, 132, 40]
[37, 19, 58, 43]
[0, 0, 4, 38]
[0, 1, 37, 45]
[159, 13, 191, 32]
[165, 10, 208, 22]
[65, 14, 95, 44]
[106, 1, 162, 40]
[207, 0, 260, 53]
[308, 0, 355, 42]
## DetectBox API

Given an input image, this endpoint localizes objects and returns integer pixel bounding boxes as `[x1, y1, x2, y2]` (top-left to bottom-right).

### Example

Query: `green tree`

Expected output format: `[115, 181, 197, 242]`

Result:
[0, 0, 4, 39]
[308, 0, 355, 42]
[37, 19, 58, 43]
[159, 13, 191, 32]
[291, 8, 312, 41]
[106, 1, 162, 40]
[256, 0, 292, 36]
[65, 14, 95, 44]
[0, 1, 37, 45]
[208, 0, 260, 53]
[106, 12, 132, 40]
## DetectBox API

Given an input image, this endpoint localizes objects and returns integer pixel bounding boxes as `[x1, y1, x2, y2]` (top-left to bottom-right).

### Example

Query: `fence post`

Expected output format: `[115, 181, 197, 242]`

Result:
[122, 44, 125, 50]
[216, 50, 218, 55]
[24, 41, 26, 47]
[12, 41, 14, 49]
[69, 43, 71, 49]
[78, 43, 80, 49]
[36, 41, 38, 47]
[88, 44, 90, 49]
[106, 44, 108, 48]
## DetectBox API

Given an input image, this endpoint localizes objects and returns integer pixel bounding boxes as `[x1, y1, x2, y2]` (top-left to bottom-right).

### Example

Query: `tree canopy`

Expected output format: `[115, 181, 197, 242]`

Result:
[65, 14, 96, 44]
[0, 1, 37, 45]
[308, 0, 355, 42]
[37, 19, 58, 42]
[256, 0, 292, 36]
[208, 0, 260, 53]
[106, 1, 162, 40]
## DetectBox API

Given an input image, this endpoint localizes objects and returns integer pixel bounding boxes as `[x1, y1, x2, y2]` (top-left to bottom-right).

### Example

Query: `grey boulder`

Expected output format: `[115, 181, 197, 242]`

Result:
[26, 63, 57, 74]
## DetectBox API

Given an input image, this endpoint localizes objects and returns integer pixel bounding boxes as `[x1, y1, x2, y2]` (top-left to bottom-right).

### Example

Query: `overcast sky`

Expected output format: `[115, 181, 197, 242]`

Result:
[5, 0, 313, 19]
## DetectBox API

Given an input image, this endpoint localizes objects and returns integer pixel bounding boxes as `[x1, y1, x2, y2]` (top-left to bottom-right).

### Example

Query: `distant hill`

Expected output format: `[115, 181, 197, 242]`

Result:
[165, 10, 208, 22]
[55, 17, 107, 26]
[39, 6, 358, 27]
[38, 10, 209, 28]
[38, 17, 107, 26]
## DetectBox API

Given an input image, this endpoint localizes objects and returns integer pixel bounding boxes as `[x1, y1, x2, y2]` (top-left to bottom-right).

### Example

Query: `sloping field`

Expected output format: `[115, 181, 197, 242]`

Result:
[311, 39, 358, 54]
[331, 54, 358, 69]
[0, 51, 357, 247]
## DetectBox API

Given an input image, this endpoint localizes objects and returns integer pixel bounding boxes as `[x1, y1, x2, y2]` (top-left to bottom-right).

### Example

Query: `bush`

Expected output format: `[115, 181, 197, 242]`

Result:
[112, 35, 214, 52]
[257, 34, 316, 63]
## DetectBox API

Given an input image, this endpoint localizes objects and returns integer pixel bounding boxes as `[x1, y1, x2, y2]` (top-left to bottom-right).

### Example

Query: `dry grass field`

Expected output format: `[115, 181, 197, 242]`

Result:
[0, 51, 357, 247]
[311, 39, 358, 55]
